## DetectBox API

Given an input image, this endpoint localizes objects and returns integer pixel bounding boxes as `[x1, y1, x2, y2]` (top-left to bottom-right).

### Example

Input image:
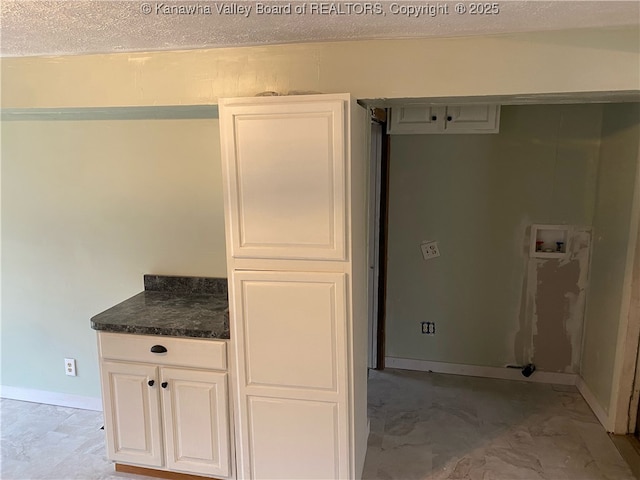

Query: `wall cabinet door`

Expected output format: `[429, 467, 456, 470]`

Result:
[387, 105, 444, 134]
[219, 97, 347, 261]
[444, 104, 500, 133]
[100, 361, 163, 467]
[161, 368, 231, 478]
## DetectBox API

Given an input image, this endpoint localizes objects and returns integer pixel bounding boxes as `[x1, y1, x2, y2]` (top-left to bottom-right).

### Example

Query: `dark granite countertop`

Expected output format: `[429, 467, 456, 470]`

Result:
[90, 275, 229, 339]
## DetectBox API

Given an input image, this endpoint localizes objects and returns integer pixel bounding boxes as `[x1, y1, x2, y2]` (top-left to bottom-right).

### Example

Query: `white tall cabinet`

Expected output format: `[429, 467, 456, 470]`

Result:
[219, 94, 369, 480]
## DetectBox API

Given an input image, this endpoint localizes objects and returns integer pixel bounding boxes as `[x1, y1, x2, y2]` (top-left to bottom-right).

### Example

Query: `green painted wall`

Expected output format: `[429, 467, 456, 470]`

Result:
[2, 104, 637, 404]
[581, 103, 640, 414]
[385, 104, 604, 369]
[1, 118, 226, 399]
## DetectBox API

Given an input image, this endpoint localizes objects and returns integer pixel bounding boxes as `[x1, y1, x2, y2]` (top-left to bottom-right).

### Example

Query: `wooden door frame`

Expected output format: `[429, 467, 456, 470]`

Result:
[375, 127, 391, 369]
[367, 108, 390, 370]
[610, 137, 640, 434]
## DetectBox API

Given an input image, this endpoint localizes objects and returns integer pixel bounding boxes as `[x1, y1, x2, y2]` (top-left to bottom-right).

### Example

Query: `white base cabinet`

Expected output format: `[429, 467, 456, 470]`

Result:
[98, 332, 232, 478]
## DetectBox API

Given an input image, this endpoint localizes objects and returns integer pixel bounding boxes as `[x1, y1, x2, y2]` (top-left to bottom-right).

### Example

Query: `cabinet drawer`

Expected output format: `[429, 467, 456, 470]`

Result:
[99, 332, 226, 370]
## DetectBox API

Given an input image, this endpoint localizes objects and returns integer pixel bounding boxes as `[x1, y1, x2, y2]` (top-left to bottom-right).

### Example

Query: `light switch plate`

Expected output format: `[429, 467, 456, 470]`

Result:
[420, 241, 440, 260]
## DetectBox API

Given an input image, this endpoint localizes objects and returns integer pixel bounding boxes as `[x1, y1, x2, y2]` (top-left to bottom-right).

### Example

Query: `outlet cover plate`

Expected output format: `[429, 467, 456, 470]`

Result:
[421, 322, 436, 335]
[421, 241, 440, 260]
[65, 358, 77, 376]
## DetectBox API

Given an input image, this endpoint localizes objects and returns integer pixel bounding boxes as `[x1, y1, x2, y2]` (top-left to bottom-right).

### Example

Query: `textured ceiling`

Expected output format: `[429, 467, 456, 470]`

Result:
[1, 1, 638, 57]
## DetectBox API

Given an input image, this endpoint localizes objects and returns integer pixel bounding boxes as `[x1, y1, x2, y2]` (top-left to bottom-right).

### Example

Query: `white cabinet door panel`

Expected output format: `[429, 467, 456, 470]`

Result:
[161, 368, 230, 477]
[220, 99, 347, 260]
[100, 362, 163, 467]
[231, 270, 350, 479]
[444, 105, 500, 132]
[247, 397, 342, 480]
[387, 105, 444, 134]
[234, 271, 346, 392]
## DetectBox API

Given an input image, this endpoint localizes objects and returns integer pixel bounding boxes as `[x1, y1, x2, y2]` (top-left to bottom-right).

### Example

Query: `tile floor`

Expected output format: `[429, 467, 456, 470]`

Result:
[0, 369, 635, 480]
[364, 369, 634, 480]
[0, 398, 140, 480]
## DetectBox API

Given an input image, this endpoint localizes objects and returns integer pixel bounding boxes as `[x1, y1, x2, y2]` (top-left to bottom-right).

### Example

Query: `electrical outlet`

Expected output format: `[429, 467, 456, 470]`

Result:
[421, 322, 436, 335]
[420, 241, 440, 260]
[65, 358, 77, 376]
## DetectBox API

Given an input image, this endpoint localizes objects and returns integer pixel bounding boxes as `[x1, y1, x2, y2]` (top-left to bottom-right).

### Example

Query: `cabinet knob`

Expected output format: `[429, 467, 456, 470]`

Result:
[447, 116, 453, 122]
[431, 115, 437, 121]
[150, 345, 167, 354]
[161, 382, 168, 389]
[148, 380, 155, 387]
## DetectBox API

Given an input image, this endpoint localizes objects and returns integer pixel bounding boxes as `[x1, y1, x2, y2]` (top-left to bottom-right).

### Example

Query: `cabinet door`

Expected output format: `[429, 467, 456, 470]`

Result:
[387, 106, 445, 134]
[231, 270, 350, 479]
[160, 368, 231, 478]
[444, 104, 500, 133]
[219, 96, 348, 261]
[100, 361, 163, 467]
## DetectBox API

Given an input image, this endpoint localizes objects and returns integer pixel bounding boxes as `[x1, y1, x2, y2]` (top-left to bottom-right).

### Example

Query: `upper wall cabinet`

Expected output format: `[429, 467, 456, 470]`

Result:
[219, 97, 347, 261]
[388, 104, 500, 134]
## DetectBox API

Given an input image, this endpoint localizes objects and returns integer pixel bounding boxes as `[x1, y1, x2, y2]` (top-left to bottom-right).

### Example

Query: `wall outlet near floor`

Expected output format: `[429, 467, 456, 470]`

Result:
[420, 241, 440, 260]
[421, 322, 436, 335]
[65, 358, 77, 376]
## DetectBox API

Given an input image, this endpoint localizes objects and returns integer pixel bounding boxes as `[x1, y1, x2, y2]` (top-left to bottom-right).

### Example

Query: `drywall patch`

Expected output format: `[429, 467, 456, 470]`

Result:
[533, 229, 591, 372]
[565, 229, 592, 371]
[533, 259, 578, 372]
[514, 228, 591, 373]
[513, 222, 537, 367]
[514, 256, 537, 366]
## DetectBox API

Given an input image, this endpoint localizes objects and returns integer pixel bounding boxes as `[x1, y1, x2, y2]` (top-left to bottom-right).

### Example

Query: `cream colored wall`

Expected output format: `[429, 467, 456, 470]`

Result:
[385, 104, 603, 371]
[1, 118, 226, 398]
[581, 103, 640, 415]
[2, 27, 638, 109]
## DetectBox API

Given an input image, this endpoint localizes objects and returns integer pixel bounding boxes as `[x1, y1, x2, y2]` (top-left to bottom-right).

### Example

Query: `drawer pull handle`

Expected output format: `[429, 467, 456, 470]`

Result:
[148, 380, 155, 387]
[150, 345, 167, 354]
[161, 382, 168, 389]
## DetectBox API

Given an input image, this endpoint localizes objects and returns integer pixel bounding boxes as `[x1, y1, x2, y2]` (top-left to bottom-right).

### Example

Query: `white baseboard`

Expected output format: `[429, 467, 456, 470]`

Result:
[0, 385, 103, 411]
[385, 357, 578, 385]
[576, 376, 613, 432]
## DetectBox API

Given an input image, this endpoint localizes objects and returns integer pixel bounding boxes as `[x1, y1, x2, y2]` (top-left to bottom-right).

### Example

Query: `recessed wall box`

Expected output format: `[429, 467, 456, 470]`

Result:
[530, 224, 570, 259]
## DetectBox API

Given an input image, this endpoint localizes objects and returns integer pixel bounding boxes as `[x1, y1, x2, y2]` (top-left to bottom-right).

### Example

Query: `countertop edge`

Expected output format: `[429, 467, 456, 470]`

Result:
[91, 320, 230, 340]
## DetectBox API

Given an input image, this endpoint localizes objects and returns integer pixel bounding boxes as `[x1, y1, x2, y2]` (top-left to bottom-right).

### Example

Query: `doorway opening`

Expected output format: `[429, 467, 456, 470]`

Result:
[364, 93, 640, 437]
